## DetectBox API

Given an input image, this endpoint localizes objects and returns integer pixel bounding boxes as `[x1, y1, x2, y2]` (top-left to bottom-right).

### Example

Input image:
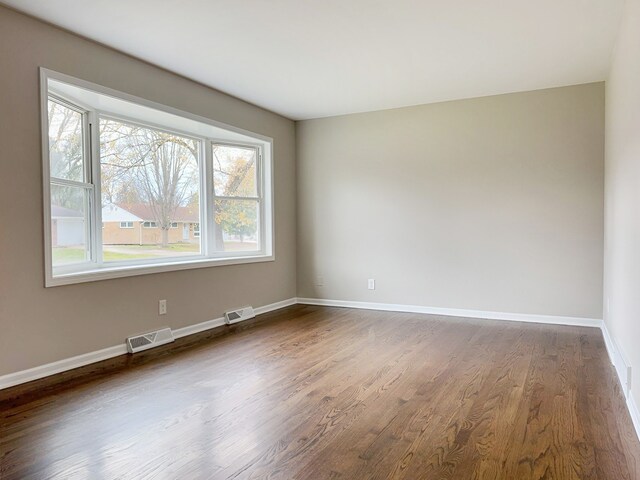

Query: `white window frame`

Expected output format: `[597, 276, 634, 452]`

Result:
[41, 68, 274, 287]
[46, 95, 95, 269]
[142, 221, 158, 229]
[120, 221, 134, 229]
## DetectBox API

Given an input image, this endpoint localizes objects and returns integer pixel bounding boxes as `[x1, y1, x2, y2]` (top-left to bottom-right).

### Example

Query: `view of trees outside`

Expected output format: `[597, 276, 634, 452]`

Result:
[99, 118, 201, 260]
[48, 100, 84, 183]
[48, 99, 261, 267]
[212, 144, 259, 251]
[48, 100, 89, 266]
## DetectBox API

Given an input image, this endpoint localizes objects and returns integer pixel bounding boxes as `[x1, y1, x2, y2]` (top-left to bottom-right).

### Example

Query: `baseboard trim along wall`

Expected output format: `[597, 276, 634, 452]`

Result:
[170, 298, 298, 339]
[0, 344, 130, 392]
[629, 392, 640, 443]
[0, 296, 603, 390]
[601, 321, 640, 441]
[2, 294, 639, 443]
[296, 297, 602, 328]
[0, 297, 297, 391]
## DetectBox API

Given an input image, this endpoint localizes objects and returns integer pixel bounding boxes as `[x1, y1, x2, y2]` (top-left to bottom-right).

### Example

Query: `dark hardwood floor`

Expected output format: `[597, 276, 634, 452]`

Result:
[1, 305, 639, 479]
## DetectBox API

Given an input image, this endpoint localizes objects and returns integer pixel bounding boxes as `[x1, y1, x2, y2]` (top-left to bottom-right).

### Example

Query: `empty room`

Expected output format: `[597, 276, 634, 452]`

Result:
[1, 1, 640, 478]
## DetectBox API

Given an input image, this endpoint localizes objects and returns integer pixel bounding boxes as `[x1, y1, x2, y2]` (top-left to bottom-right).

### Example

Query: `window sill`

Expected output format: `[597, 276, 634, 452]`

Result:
[46, 253, 274, 287]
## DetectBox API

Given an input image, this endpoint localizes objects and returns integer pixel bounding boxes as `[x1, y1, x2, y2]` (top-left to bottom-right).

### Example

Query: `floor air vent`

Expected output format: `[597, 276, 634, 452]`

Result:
[225, 306, 255, 325]
[126, 327, 174, 353]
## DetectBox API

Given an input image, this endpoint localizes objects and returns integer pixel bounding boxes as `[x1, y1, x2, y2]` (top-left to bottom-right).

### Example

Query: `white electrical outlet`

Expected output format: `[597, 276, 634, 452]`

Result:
[316, 275, 324, 286]
[368, 279, 375, 290]
[159, 299, 167, 315]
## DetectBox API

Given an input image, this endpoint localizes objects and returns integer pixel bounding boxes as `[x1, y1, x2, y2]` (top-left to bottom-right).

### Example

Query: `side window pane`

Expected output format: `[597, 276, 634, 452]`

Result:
[214, 199, 259, 252]
[50, 184, 89, 266]
[212, 145, 257, 197]
[48, 100, 84, 182]
[100, 118, 201, 262]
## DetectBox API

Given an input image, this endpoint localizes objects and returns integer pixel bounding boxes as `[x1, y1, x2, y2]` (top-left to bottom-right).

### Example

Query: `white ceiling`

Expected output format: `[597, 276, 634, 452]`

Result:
[4, 0, 624, 120]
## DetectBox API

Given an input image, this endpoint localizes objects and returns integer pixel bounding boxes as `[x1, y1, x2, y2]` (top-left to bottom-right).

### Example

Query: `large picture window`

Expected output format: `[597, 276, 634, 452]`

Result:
[100, 117, 201, 263]
[42, 70, 273, 286]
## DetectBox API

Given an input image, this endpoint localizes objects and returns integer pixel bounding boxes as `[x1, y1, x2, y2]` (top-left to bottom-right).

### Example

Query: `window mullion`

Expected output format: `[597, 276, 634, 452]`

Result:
[257, 148, 263, 200]
[258, 148, 265, 254]
[89, 111, 103, 265]
[204, 139, 216, 257]
[214, 195, 260, 201]
[49, 177, 93, 189]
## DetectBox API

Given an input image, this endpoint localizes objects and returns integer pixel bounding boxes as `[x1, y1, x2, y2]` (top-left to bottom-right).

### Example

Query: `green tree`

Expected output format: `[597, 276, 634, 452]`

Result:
[215, 199, 257, 243]
[48, 100, 84, 210]
[212, 147, 257, 247]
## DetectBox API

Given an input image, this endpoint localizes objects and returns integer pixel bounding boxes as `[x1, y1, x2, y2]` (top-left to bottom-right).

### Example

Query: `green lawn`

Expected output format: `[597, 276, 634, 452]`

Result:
[52, 247, 87, 264]
[52, 243, 198, 264]
[52, 241, 257, 265]
[126, 243, 200, 253]
[103, 250, 156, 261]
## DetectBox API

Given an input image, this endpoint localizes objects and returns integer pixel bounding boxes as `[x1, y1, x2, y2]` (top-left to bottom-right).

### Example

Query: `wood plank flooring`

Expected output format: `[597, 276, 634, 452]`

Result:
[1, 305, 639, 479]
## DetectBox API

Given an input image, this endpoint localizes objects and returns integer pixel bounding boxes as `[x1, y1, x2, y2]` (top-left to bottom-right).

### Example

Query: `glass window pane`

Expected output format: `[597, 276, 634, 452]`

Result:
[214, 199, 259, 252]
[48, 100, 85, 182]
[99, 118, 201, 262]
[50, 184, 89, 266]
[212, 145, 257, 197]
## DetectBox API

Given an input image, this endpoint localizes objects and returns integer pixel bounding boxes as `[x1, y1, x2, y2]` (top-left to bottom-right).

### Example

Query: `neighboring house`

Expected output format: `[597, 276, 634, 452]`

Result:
[51, 205, 85, 247]
[101, 204, 144, 245]
[102, 203, 200, 245]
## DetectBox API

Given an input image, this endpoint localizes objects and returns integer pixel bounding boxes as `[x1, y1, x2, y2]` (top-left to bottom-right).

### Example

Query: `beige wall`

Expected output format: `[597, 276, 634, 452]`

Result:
[297, 83, 604, 318]
[0, 6, 296, 376]
[604, 0, 640, 401]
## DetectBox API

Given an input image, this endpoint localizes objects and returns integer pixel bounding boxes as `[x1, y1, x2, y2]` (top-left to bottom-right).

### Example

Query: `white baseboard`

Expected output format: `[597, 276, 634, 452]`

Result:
[172, 317, 226, 339]
[0, 297, 298, 391]
[601, 321, 640, 441]
[0, 344, 129, 392]
[4, 293, 639, 447]
[601, 320, 630, 388]
[629, 392, 640, 442]
[296, 297, 602, 328]
[254, 298, 298, 315]
[600, 319, 617, 366]
[172, 297, 298, 339]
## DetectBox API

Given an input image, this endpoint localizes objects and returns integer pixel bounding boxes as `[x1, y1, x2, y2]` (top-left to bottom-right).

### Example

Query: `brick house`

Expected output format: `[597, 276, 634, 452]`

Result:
[102, 203, 200, 245]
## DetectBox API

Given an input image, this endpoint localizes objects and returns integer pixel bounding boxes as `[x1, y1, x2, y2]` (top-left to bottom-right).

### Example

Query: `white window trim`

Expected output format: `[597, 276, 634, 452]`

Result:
[120, 222, 134, 229]
[41, 68, 274, 287]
